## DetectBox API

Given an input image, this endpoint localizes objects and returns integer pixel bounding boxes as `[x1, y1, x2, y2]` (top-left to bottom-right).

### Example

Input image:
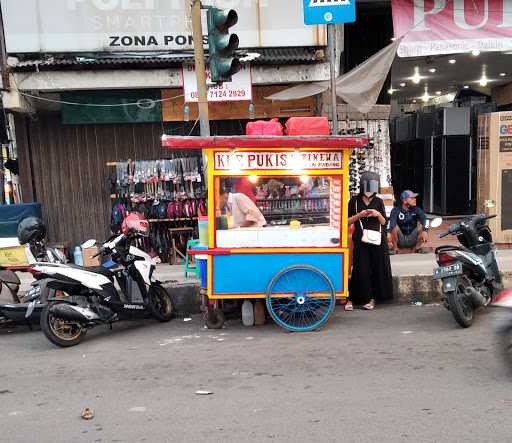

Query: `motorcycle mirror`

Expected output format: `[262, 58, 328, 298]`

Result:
[81, 239, 97, 249]
[430, 217, 443, 229]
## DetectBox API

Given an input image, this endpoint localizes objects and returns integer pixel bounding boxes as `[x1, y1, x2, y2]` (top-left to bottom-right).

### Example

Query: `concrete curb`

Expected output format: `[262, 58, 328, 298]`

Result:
[394, 271, 512, 304]
[162, 272, 512, 315]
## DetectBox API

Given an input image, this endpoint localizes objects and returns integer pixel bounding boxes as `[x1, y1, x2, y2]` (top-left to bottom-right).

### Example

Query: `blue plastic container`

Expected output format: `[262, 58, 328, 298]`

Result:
[195, 248, 208, 289]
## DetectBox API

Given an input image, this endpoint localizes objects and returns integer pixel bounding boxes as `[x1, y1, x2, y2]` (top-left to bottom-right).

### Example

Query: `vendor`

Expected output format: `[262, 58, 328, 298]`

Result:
[219, 188, 267, 228]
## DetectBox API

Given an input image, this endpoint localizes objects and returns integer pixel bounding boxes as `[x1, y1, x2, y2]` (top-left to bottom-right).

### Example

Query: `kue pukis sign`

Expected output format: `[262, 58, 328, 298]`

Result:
[392, 0, 512, 57]
[214, 151, 343, 171]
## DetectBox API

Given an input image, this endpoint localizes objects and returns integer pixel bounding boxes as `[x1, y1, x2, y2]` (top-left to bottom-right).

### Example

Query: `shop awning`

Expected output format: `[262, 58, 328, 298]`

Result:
[265, 39, 402, 114]
[161, 135, 368, 150]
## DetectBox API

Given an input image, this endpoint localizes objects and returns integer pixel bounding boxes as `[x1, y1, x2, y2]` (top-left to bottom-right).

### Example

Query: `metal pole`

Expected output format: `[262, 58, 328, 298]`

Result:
[327, 24, 338, 135]
[191, 0, 210, 136]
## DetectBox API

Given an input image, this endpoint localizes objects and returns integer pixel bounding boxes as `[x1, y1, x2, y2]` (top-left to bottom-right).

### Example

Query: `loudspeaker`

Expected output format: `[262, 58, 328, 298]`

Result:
[415, 111, 434, 139]
[395, 114, 416, 142]
[433, 107, 470, 136]
[423, 137, 434, 213]
[432, 135, 472, 215]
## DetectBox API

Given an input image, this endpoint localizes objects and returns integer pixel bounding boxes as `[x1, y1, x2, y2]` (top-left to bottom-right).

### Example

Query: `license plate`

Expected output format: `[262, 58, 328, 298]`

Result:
[433, 263, 463, 280]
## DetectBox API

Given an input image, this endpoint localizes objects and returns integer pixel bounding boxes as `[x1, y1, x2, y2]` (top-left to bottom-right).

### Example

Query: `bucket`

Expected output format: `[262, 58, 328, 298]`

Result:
[196, 255, 208, 289]
[198, 216, 208, 246]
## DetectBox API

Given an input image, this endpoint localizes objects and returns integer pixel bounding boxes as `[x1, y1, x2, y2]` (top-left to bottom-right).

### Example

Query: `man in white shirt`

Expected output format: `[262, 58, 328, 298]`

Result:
[219, 189, 267, 228]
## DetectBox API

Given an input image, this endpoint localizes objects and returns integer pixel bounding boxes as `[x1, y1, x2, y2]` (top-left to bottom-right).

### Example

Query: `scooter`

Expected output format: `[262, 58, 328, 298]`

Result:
[0, 238, 65, 328]
[433, 214, 502, 328]
[34, 230, 175, 347]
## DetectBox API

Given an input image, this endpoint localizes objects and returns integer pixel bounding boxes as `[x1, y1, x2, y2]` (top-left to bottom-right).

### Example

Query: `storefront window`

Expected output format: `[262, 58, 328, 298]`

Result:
[215, 175, 343, 248]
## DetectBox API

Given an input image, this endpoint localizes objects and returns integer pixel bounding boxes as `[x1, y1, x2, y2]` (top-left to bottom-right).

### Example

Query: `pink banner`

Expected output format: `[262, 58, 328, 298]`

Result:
[392, 0, 512, 57]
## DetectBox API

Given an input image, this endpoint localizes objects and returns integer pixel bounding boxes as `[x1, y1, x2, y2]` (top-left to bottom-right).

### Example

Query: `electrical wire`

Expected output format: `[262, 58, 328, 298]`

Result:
[15, 90, 185, 107]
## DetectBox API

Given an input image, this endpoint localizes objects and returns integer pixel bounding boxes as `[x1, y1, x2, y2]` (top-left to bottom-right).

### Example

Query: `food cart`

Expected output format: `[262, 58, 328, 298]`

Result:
[162, 135, 367, 331]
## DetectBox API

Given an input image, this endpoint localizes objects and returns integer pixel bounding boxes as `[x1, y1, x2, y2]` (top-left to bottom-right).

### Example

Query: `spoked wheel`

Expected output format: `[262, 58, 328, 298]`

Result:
[266, 265, 336, 332]
[148, 284, 175, 322]
[41, 302, 86, 347]
[447, 276, 474, 328]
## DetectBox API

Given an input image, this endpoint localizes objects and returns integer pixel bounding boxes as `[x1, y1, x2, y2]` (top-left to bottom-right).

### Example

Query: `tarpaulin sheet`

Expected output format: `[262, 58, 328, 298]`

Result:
[0, 203, 42, 238]
[265, 39, 401, 114]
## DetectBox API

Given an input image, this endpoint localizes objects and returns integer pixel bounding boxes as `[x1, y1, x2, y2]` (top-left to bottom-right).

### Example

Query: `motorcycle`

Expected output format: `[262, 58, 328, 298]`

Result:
[34, 227, 175, 347]
[0, 216, 65, 328]
[433, 214, 502, 328]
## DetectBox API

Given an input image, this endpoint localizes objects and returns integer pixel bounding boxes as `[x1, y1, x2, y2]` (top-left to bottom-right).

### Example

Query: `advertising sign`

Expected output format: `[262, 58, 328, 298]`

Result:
[183, 64, 252, 103]
[500, 113, 512, 152]
[303, 0, 356, 25]
[1, 0, 326, 53]
[214, 151, 343, 171]
[392, 0, 512, 57]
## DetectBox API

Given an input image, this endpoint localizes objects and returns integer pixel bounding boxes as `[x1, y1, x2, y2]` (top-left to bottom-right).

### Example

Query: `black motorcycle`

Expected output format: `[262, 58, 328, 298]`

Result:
[35, 231, 175, 347]
[433, 214, 502, 328]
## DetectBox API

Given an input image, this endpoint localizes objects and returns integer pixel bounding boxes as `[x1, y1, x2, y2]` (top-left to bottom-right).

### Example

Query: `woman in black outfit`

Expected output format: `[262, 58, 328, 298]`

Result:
[345, 172, 393, 311]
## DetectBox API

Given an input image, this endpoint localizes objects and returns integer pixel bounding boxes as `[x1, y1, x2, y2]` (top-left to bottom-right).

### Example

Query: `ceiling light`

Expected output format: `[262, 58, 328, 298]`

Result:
[479, 74, 488, 87]
[412, 67, 421, 84]
[391, 37, 397, 41]
[400, 82, 406, 87]
[422, 86, 430, 103]
[449, 59, 456, 64]
[500, 72, 507, 77]
[412, 99, 417, 103]
[388, 87, 395, 95]
[463, 85, 469, 89]
[436, 91, 441, 95]
[429, 68, 436, 73]
[472, 49, 481, 56]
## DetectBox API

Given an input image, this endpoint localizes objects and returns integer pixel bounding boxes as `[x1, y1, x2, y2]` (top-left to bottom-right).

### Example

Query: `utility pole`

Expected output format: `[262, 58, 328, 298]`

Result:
[327, 24, 338, 135]
[191, 0, 210, 136]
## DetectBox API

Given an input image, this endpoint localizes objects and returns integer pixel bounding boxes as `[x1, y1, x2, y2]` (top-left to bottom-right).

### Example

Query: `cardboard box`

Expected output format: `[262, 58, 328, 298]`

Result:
[0, 245, 29, 267]
[82, 247, 100, 267]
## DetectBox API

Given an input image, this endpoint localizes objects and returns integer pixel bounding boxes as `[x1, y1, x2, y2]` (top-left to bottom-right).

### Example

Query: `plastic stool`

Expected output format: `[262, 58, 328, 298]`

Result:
[185, 239, 201, 278]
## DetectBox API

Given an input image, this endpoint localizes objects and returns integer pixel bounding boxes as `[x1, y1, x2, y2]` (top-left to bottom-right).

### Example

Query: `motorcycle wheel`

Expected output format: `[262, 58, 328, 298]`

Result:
[148, 284, 175, 322]
[447, 277, 474, 328]
[40, 301, 86, 347]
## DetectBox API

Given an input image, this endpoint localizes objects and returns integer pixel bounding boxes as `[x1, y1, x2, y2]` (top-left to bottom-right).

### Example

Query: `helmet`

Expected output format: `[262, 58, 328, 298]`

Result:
[121, 213, 150, 236]
[17, 217, 46, 244]
[360, 171, 380, 195]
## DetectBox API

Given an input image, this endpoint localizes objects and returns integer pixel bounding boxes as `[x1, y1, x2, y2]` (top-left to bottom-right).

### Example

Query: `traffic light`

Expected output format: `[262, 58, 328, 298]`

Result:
[207, 7, 241, 83]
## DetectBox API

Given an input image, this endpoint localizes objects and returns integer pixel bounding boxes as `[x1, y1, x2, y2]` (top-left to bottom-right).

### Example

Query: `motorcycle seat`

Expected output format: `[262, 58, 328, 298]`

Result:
[435, 245, 468, 254]
[0, 270, 21, 285]
[66, 264, 114, 279]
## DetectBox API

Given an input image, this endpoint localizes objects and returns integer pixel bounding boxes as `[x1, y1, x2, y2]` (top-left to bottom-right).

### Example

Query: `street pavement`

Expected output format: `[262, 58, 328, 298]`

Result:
[2, 304, 512, 442]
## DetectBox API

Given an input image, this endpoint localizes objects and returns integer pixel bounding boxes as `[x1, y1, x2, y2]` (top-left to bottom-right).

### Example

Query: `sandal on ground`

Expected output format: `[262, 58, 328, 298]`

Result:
[389, 249, 398, 255]
[363, 301, 376, 310]
[344, 301, 354, 311]
[415, 248, 428, 254]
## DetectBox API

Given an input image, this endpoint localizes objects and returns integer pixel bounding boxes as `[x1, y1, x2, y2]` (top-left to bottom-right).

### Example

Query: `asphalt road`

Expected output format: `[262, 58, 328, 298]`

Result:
[2, 304, 512, 443]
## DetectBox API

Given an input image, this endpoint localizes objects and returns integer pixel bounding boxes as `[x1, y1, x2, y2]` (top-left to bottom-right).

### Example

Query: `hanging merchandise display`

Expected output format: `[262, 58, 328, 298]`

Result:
[342, 119, 391, 195]
[110, 153, 207, 264]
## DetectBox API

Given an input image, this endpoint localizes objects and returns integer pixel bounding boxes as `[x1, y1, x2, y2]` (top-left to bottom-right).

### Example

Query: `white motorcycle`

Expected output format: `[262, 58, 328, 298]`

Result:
[33, 229, 174, 347]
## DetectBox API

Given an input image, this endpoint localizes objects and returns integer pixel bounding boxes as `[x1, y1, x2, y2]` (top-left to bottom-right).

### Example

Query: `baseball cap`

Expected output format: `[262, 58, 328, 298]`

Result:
[401, 190, 419, 201]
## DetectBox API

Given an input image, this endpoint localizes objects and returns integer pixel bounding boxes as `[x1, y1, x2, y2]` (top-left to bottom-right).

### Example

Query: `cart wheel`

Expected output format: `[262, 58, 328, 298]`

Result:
[266, 265, 336, 332]
[205, 308, 225, 329]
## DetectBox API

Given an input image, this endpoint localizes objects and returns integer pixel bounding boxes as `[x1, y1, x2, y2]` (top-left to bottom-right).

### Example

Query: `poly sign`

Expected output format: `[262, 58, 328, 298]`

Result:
[214, 151, 343, 171]
[303, 0, 356, 25]
[393, 0, 512, 57]
[182, 64, 252, 103]
[1, 0, 326, 53]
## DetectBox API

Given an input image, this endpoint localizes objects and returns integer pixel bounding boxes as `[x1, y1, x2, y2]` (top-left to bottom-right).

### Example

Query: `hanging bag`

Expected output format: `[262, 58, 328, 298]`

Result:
[356, 200, 382, 246]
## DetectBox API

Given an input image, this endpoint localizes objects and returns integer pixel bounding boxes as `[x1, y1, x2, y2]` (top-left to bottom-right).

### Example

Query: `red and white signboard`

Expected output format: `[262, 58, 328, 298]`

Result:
[182, 64, 252, 103]
[214, 151, 343, 171]
[392, 0, 512, 57]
